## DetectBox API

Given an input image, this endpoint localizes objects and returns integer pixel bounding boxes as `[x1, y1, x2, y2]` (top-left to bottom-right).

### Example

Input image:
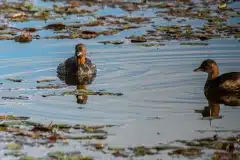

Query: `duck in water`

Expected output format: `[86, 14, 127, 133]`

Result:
[194, 59, 240, 99]
[57, 65, 96, 105]
[57, 43, 96, 76]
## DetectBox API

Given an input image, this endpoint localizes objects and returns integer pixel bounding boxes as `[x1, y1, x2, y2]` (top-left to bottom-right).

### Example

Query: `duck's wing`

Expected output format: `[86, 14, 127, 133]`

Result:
[85, 57, 97, 74]
[85, 57, 92, 64]
[64, 56, 77, 74]
[218, 72, 240, 93]
[57, 63, 65, 75]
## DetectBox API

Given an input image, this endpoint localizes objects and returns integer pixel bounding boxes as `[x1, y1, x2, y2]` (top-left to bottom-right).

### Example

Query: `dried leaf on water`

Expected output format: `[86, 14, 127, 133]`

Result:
[5, 143, 22, 150]
[129, 36, 147, 43]
[91, 143, 105, 150]
[2, 96, 29, 100]
[99, 40, 124, 45]
[36, 79, 56, 83]
[137, 43, 165, 47]
[125, 17, 151, 24]
[6, 78, 23, 82]
[63, 89, 123, 96]
[15, 33, 32, 43]
[47, 152, 93, 160]
[180, 42, 208, 46]
[168, 147, 202, 158]
[36, 84, 66, 89]
[0, 115, 29, 120]
[44, 23, 66, 30]
[130, 146, 155, 156]
[48, 133, 66, 142]
[9, 12, 28, 21]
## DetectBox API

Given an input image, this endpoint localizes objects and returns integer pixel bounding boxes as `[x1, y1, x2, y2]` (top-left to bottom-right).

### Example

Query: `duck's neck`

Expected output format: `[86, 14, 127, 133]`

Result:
[207, 68, 219, 80]
[77, 84, 87, 90]
[77, 56, 86, 66]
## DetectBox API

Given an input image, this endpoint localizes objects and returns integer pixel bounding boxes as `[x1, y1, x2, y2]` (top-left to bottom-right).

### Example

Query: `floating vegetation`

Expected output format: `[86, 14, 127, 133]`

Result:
[9, 13, 28, 22]
[128, 36, 147, 43]
[0, 0, 238, 44]
[131, 146, 155, 156]
[36, 79, 57, 83]
[124, 17, 151, 24]
[36, 84, 66, 89]
[32, 152, 94, 160]
[2, 96, 29, 100]
[180, 42, 208, 46]
[137, 43, 165, 47]
[15, 33, 32, 43]
[101, 29, 120, 36]
[0, 0, 240, 159]
[99, 40, 124, 45]
[5, 143, 22, 150]
[212, 152, 240, 160]
[0, 114, 239, 159]
[63, 89, 123, 96]
[168, 147, 202, 158]
[44, 23, 66, 30]
[0, 115, 29, 120]
[6, 78, 23, 82]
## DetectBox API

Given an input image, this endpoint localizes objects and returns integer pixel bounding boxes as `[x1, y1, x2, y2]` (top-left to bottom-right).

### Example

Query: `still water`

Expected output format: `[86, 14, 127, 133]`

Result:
[0, 0, 239, 159]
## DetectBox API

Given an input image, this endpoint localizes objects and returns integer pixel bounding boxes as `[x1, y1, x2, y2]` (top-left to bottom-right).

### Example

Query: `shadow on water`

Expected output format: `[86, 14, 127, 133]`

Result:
[0, 0, 239, 159]
[57, 73, 96, 104]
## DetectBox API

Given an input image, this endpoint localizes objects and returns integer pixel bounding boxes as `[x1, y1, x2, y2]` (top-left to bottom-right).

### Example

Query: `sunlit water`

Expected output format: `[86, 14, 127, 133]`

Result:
[0, 0, 240, 159]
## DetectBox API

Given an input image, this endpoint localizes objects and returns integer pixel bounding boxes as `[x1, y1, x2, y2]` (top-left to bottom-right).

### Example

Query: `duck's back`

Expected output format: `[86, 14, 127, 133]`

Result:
[57, 57, 96, 75]
[205, 72, 240, 94]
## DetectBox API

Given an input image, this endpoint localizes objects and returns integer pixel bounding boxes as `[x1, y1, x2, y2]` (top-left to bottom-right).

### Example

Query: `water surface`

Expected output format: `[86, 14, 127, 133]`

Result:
[0, 0, 239, 159]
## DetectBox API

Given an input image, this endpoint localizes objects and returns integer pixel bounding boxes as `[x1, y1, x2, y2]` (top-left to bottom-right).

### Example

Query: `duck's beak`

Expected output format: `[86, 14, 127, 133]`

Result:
[193, 67, 202, 72]
[77, 52, 82, 57]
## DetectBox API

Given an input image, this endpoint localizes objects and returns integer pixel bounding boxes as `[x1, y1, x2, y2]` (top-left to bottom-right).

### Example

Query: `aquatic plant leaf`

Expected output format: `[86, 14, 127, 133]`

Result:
[1, 96, 29, 100]
[99, 40, 124, 45]
[6, 78, 23, 82]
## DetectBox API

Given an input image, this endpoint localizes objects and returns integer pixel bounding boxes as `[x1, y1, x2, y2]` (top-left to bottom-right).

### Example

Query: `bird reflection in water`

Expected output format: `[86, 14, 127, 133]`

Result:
[196, 93, 240, 126]
[196, 101, 221, 118]
[57, 73, 96, 105]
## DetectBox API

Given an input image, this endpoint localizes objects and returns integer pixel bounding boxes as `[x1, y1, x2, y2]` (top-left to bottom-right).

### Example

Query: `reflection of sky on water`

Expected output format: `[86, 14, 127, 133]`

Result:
[0, 0, 239, 158]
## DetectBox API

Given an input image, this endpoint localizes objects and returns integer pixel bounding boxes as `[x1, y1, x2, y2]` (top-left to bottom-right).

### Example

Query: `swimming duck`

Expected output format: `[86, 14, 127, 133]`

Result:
[57, 44, 96, 76]
[194, 59, 240, 97]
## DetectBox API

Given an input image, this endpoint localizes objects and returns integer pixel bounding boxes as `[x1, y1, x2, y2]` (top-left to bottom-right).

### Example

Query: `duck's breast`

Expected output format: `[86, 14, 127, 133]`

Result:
[77, 63, 96, 76]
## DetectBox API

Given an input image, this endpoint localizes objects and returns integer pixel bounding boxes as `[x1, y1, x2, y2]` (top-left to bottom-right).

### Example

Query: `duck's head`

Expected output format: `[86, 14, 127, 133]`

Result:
[75, 43, 87, 65]
[194, 59, 218, 73]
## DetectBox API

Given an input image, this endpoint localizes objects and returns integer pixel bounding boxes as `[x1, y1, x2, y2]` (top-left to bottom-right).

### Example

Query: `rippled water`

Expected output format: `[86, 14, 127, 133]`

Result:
[0, 0, 240, 158]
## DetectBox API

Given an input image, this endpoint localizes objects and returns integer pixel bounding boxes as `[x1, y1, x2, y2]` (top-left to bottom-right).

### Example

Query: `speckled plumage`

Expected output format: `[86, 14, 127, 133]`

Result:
[57, 56, 97, 76]
[205, 72, 240, 95]
[194, 59, 240, 96]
